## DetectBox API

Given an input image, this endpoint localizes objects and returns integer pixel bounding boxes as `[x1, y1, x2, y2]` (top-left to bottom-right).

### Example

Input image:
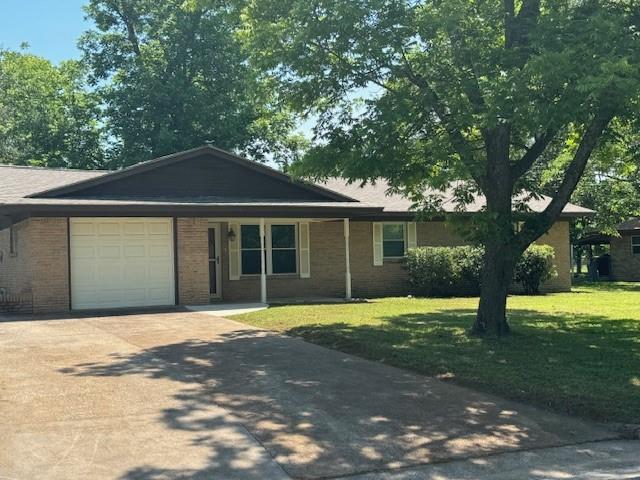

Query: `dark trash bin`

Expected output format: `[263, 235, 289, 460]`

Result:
[596, 254, 611, 277]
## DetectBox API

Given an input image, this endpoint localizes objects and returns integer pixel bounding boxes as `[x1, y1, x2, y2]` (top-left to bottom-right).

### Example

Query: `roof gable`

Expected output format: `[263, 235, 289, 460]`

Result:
[31, 146, 353, 203]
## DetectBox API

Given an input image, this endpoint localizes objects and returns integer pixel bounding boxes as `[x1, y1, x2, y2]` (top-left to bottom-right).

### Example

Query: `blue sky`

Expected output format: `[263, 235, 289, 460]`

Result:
[1, 0, 90, 63]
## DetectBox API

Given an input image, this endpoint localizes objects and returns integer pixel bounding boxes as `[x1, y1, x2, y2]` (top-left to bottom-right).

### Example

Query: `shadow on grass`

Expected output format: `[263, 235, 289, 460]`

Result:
[284, 308, 640, 424]
[571, 280, 640, 292]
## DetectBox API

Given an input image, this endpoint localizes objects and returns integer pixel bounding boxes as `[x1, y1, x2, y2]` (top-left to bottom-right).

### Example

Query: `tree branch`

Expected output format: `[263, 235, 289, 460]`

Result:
[510, 128, 557, 179]
[112, 1, 141, 57]
[400, 56, 483, 185]
[517, 105, 616, 248]
[504, 0, 516, 48]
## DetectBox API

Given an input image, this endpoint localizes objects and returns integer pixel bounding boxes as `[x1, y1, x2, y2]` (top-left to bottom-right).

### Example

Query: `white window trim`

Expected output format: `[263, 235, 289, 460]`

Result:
[382, 222, 407, 259]
[239, 224, 262, 276]
[240, 222, 299, 276]
[632, 236, 640, 254]
[266, 222, 299, 275]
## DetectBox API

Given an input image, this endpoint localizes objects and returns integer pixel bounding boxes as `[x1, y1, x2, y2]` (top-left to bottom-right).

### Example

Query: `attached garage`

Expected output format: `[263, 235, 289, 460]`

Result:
[69, 218, 175, 310]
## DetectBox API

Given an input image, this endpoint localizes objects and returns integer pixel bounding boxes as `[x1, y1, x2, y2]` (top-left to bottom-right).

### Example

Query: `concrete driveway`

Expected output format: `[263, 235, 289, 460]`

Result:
[0, 311, 626, 479]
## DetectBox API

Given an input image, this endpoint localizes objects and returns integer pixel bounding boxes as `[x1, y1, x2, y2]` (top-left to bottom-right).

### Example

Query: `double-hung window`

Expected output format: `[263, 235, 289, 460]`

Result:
[240, 223, 298, 275]
[240, 225, 262, 275]
[382, 223, 405, 258]
[632, 236, 640, 255]
[269, 224, 297, 274]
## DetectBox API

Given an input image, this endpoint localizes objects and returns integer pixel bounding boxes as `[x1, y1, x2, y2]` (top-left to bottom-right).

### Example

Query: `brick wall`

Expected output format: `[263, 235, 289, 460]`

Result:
[0, 218, 70, 314]
[0, 220, 33, 313]
[213, 219, 573, 302]
[417, 221, 468, 246]
[350, 221, 408, 297]
[0, 216, 574, 314]
[536, 221, 571, 292]
[30, 218, 70, 313]
[611, 233, 640, 281]
[176, 218, 211, 305]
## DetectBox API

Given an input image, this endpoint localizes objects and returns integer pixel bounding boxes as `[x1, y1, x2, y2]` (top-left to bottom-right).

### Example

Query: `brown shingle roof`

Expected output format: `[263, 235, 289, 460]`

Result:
[321, 178, 593, 216]
[0, 160, 593, 217]
[617, 218, 640, 232]
[0, 165, 108, 203]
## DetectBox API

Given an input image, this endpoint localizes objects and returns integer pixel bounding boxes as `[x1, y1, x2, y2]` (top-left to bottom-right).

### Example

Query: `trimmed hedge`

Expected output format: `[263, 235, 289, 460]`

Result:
[514, 245, 557, 294]
[406, 246, 484, 297]
[406, 245, 557, 297]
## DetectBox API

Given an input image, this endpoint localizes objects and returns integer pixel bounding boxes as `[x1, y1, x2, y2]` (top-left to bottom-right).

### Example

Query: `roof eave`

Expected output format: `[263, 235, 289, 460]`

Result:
[1, 202, 384, 219]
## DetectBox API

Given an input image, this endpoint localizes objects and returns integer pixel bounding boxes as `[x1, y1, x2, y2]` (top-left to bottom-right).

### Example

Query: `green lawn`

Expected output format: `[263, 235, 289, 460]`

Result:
[235, 282, 640, 424]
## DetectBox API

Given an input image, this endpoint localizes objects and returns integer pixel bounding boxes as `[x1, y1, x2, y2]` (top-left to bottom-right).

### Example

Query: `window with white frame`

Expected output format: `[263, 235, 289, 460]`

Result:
[382, 223, 405, 258]
[240, 223, 298, 275]
[269, 224, 297, 274]
[632, 236, 640, 255]
[240, 225, 262, 275]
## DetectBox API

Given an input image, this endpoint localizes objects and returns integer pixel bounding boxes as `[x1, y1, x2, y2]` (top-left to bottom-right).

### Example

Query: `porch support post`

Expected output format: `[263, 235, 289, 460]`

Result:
[344, 218, 352, 300]
[259, 218, 267, 304]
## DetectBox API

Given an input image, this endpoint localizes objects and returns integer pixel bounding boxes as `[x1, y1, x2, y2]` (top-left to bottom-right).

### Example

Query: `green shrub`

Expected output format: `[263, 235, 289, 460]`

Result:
[406, 244, 557, 297]
[406, 246, 484, 297]
[514, 245, 557, 294]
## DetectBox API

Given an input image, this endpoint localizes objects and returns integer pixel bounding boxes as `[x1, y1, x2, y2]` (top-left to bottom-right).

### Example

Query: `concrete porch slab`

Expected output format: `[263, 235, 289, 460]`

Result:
[186, 303, 268, 316]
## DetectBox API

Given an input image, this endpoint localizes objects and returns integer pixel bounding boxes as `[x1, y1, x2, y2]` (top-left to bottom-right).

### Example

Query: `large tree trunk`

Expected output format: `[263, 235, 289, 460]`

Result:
[474, 124, 516, 337]
[472, 238, 517, 337]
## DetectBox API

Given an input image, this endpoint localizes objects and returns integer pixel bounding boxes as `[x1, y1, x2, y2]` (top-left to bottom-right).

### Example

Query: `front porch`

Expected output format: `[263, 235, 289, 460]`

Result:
[180, 217, 356, 306]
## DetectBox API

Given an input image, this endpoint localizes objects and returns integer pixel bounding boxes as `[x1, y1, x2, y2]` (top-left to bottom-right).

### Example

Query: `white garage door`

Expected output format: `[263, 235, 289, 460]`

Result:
[70, 218, 175, 310]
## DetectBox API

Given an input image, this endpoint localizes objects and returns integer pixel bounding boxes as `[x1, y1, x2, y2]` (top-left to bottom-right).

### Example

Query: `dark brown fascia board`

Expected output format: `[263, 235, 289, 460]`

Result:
[2, 203, 383, 219]
[356, 211, 592, 221]
[0, 202, 590, 222]
[27, 145, 357, 203]
[0, 215, 14, 230]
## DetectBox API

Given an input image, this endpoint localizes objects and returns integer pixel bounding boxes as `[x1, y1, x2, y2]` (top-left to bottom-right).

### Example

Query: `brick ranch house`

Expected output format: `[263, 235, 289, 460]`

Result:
[577, 218, 640, 281]
[610, 218, 640, 281]
[0, 146, 592, 314]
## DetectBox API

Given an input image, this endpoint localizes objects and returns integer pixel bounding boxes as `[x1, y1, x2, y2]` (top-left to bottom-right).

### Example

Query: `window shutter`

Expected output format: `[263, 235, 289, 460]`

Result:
[228, 222, 240, 280]
[407, 222, 417, 251]
[299, 222, 311, 278]
[373, 223, 383, 266]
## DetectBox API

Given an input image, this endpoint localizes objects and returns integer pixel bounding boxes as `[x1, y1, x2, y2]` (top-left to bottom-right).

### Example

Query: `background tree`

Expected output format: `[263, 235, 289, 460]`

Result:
[81, 0, 299, 168]
[242, 0, 640, 336]
[0, 49, 104, 168]
[542, 121, 640, 272]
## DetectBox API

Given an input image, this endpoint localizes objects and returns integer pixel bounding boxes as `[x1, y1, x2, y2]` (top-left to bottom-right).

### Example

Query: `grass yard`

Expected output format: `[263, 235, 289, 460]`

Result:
[235, 282, 640, 424]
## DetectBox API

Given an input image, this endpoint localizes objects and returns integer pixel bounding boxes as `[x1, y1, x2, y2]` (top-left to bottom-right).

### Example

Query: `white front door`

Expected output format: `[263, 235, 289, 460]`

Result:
[69, 218, 175, 310]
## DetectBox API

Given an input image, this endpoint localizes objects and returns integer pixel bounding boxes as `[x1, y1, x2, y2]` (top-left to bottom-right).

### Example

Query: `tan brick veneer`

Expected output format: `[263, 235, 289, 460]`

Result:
[0, 220, 33, 312]
[610, 233, 640, 281]
[0, 218, 69, 313]
[0, 217, 573, 312]
[176, 218, 211, 305]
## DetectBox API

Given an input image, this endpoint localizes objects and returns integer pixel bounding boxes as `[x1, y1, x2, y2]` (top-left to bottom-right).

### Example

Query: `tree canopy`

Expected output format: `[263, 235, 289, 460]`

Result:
[0, 49, 104, 168]
[81, 0, 302, 168]
[242, 0, 640, 334]
[0, 1, 302, 170]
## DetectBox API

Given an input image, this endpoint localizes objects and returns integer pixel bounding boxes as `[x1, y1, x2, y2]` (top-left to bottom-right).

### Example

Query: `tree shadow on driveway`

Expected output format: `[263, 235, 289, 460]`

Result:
[283, 308, 640, 423]
[60, 316, 615, 480]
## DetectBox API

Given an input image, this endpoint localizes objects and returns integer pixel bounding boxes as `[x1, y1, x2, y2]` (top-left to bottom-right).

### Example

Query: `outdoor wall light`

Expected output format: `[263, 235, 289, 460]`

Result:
[227, 228, 236, 241]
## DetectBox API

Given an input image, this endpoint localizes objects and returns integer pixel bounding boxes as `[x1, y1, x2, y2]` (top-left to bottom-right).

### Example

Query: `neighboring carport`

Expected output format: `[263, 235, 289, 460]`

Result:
[575, 231, 613, 280]
[0, 311, 618, 480]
